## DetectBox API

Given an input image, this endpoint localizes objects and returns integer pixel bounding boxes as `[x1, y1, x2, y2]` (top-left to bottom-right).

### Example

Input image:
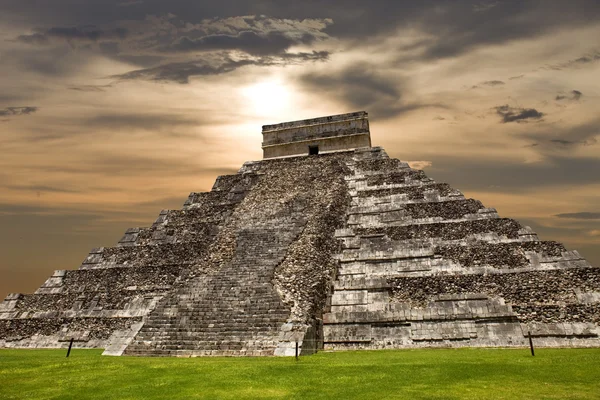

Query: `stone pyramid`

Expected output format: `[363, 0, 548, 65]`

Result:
[1, 111, 599, 356]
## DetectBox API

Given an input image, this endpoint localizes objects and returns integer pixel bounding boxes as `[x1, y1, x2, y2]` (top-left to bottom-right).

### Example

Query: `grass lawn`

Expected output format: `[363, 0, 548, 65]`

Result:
[1, 348, 599, 399]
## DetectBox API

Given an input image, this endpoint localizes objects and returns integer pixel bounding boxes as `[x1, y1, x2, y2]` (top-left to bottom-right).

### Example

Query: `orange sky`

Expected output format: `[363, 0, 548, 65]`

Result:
[1, 1, 599, 299]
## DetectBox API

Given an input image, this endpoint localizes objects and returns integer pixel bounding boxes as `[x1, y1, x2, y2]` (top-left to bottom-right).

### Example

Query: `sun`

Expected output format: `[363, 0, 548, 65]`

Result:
[242, 79, 291, 115]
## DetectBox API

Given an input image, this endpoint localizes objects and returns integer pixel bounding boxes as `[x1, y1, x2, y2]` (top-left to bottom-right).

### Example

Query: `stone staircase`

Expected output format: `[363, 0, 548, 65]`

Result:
[124, 225, 304, 356]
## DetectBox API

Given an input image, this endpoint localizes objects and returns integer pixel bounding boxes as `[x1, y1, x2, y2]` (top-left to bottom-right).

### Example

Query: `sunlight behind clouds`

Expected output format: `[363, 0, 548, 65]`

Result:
[241, 78, 292, 117]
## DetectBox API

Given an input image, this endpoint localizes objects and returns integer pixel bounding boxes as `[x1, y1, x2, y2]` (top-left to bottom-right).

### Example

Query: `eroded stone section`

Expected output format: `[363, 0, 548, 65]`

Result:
[0, 317, 142, 348]
[435, 241, 566, 269]
[355, 219, 523, 241]
[122, 153, 352, 356]
[356, 183, 455, 199]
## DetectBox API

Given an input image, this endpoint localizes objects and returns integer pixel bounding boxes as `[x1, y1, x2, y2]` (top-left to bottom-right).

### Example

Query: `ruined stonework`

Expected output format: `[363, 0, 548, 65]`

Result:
[1, 111, 599, 355]
[262, 111, 371, 159]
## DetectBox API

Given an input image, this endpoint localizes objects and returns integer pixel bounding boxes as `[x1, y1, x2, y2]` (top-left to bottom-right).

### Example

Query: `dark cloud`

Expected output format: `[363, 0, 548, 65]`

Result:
[68, 84, 112, 92]
[0, 106, 38, 117]
[6, 45, 90, 77]
[7, 2, 600, 85]
[166, 31, 315, 56]
[17, 26, 128, 45]
[555, 212, 600, 219]
[5, 1, 600, 45]
[482, 80, 505, 86]
[5, 184, 80, 194]
[543, 51, 600, 71]
[10, 14, 332, 82]
[98, 42, 166, 67]
[112, 51, 329, 83]
[113, 59, 255, 83]
[118, 0, 144, 6]
[403, 2, 600, 61]
[547, 137, 597, 147]
[299, 64, 448, 119]
[85, 113, 204, 132]
[550, 139, 576, 146]
[556, 90, 583, 101]
[522, 118, 599, 149]
[426, 154, 600, 193]
[472, 1, 500, 13]
[5, 1, 599, 73]
[495, 105, 544, 123]
[471, 80, 505, 89]
[574, 54, 600, 63]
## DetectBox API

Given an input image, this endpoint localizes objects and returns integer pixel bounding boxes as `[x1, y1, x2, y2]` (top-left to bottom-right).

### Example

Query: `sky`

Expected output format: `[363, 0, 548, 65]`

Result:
[1, 0, 599, 300]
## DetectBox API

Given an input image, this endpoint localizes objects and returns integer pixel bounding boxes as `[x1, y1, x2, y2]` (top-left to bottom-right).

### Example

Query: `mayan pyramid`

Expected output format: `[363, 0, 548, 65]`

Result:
[1, 111, 599, 356]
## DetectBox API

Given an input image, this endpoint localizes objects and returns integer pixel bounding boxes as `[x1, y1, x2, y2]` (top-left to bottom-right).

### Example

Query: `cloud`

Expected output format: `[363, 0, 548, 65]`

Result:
[407, 161, 433, 169]
[181, 15, 332, 41]
[112, 51, 329, 83]
[161, 15, 332, 56]
[68, 84, 112, 92]
[0, 106, 38, 117]
[299, 64, 447, 119]
[555, 212, 600, 219]
[556, 90, 583, 101]
[548, 138, 596, 147]
[482, 80, 505, 86]
[542, 51, 600, 70]
[471, 80, 505, 89]
[428, 154, 600, 192]
[165, 31, 300, 55]
[5, 184, 80, 194]
[473, 1, 501, 13]
[495, 105, 544, 123]
[9, 14, 332, 82]
[118, 0, 143, 6]
[17, 26, 128, 45]
[84, 113, 205, 132]
[522, 118, 600, 149]
[509, 75, 525, 80]
[112, 59, 256, 83]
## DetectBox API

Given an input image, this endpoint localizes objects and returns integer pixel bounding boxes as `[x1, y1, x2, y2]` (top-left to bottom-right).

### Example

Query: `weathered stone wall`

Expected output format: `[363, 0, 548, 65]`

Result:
[262, 111, 371, 158]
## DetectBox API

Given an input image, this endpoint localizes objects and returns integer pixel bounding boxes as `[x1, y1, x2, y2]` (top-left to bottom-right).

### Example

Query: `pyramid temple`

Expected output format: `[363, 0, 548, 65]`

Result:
[1, 111, 599, 356]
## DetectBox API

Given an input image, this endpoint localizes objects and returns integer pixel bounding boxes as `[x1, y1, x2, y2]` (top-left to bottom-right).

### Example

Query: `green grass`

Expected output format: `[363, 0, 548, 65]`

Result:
[1, 348, 599, 399]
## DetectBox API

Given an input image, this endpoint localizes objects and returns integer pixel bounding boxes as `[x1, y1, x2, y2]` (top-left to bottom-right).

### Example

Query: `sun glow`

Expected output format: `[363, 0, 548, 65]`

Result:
[242, 79, 291, 116]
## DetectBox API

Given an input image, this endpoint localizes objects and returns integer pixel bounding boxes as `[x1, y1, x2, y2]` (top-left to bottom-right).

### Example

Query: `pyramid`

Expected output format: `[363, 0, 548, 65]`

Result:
[1, 111, 599, 356]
